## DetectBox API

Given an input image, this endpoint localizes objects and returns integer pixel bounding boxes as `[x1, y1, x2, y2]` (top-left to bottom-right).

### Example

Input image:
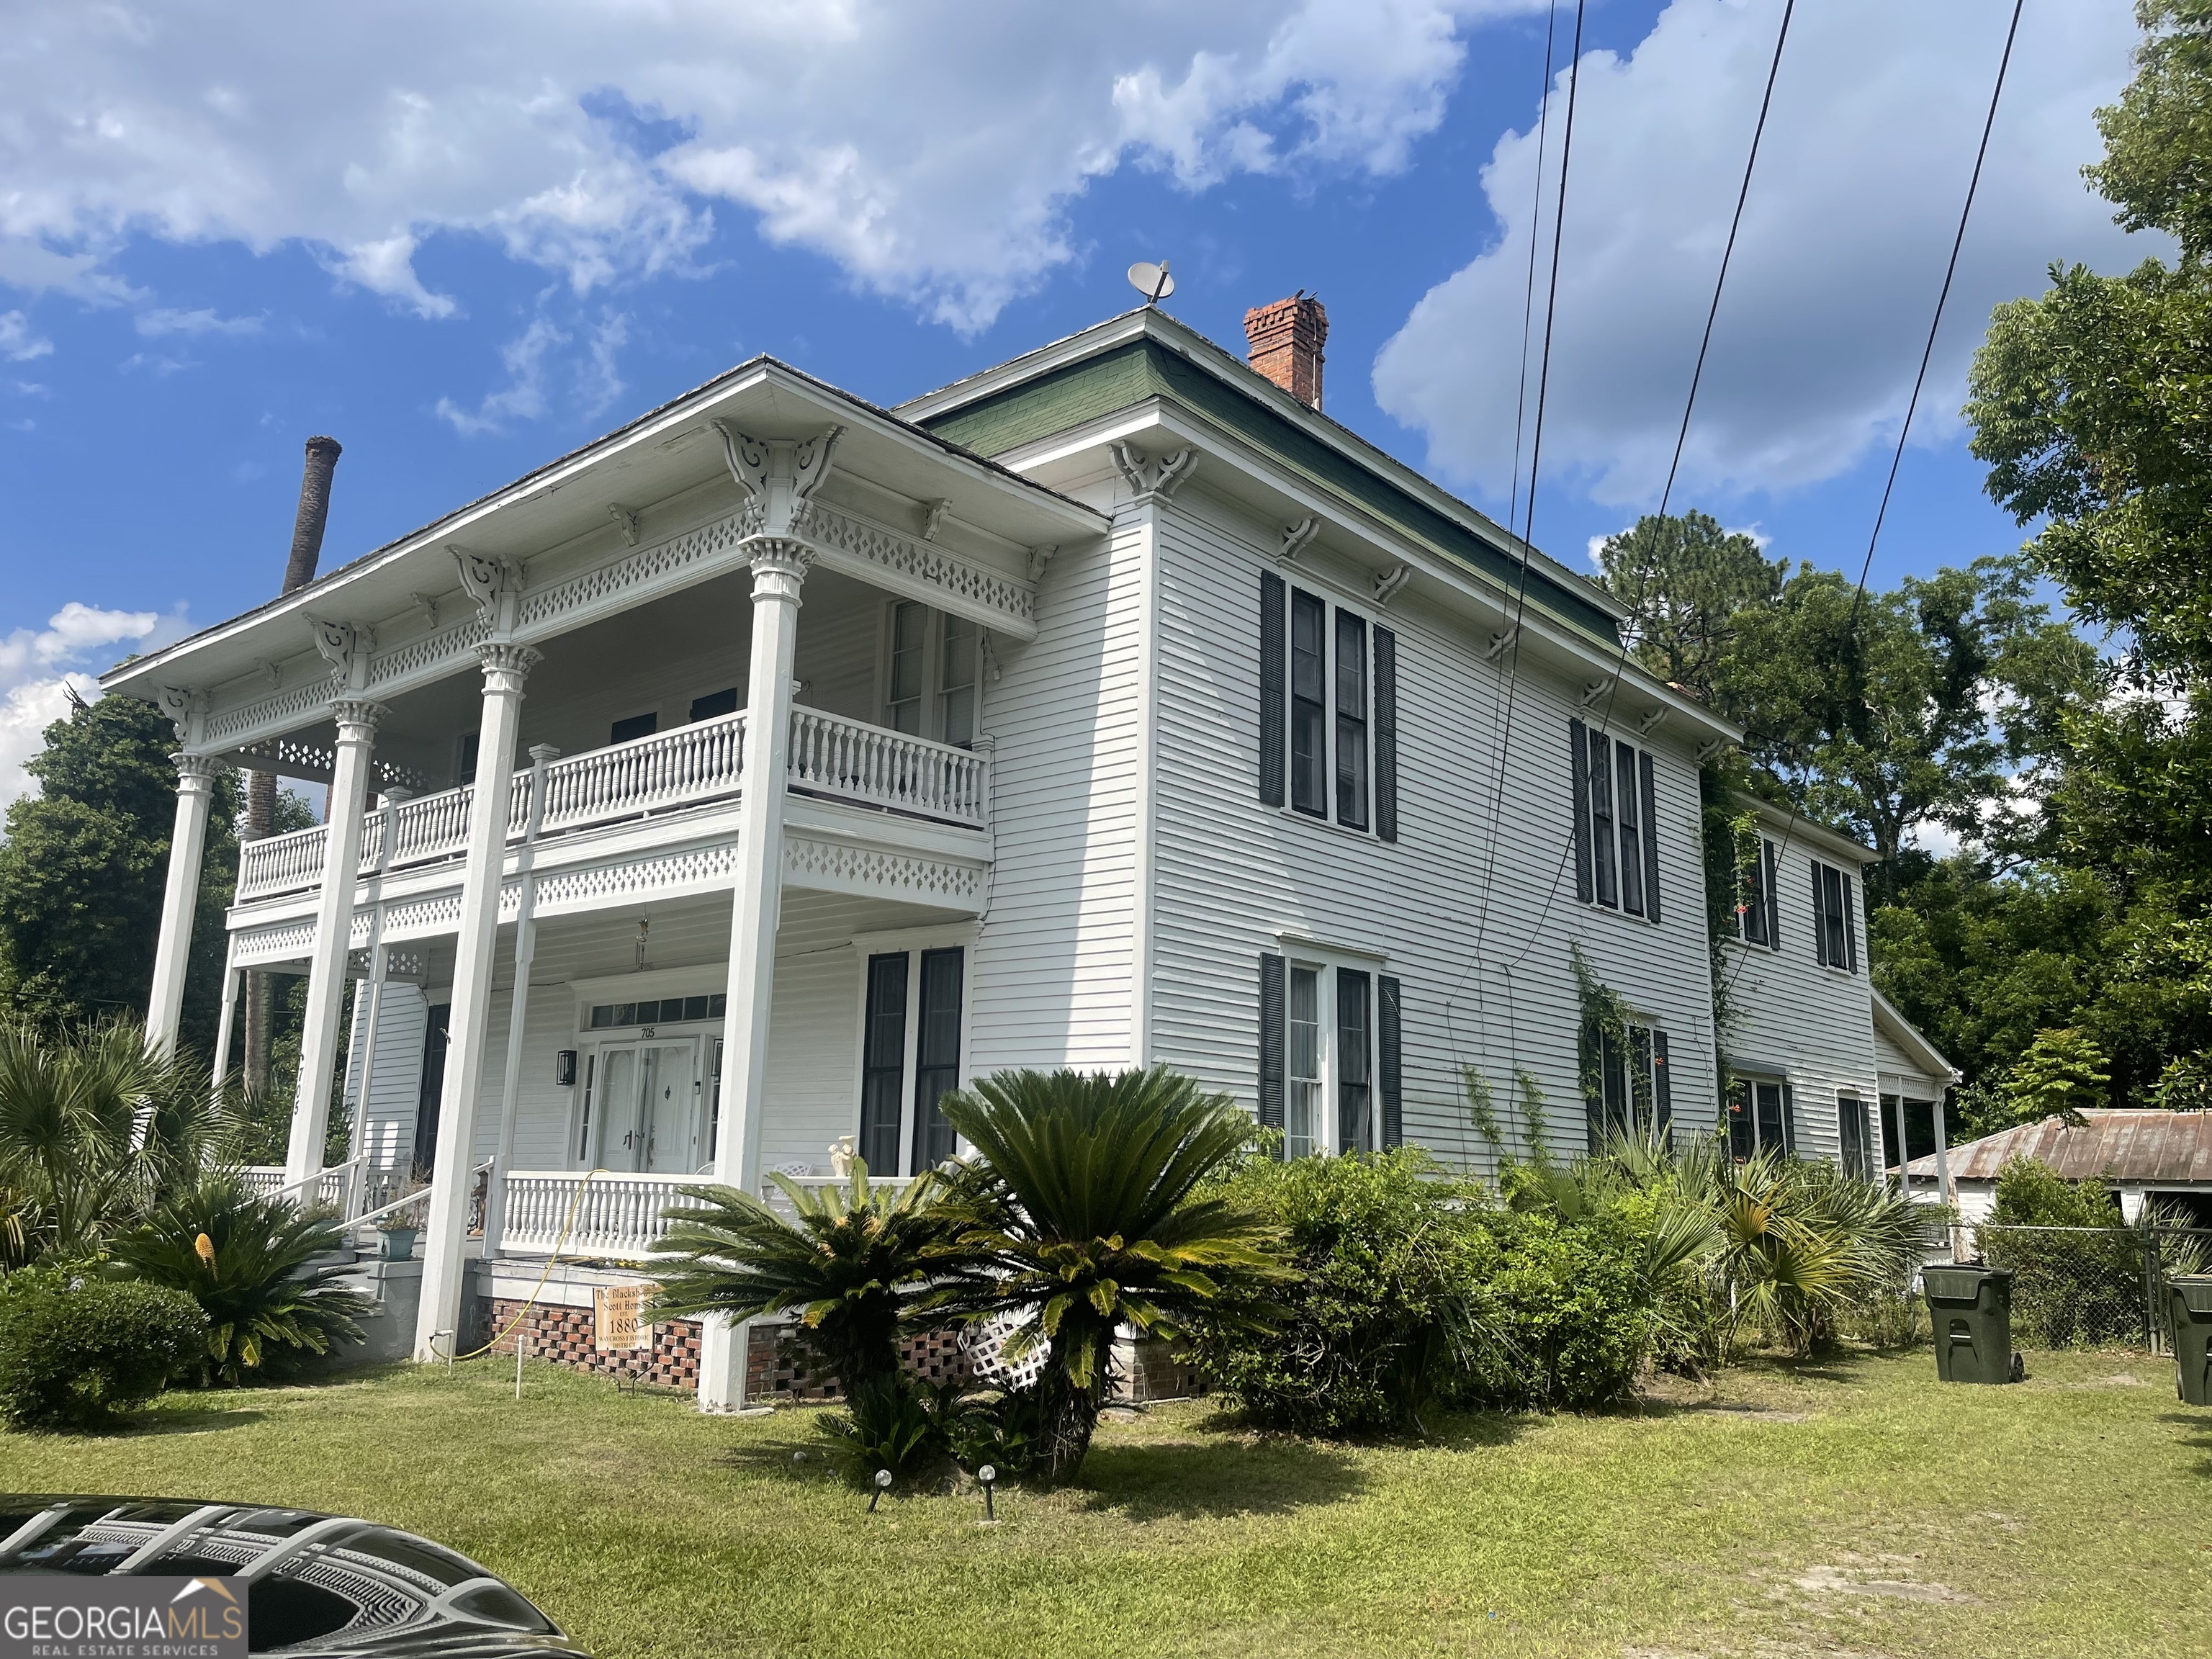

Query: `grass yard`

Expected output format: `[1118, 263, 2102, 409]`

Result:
[1, 1349, 2206, 1659]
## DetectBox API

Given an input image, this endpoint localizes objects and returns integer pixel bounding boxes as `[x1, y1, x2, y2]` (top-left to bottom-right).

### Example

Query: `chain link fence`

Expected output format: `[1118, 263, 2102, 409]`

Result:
[1966, 1223, 2212, 1352]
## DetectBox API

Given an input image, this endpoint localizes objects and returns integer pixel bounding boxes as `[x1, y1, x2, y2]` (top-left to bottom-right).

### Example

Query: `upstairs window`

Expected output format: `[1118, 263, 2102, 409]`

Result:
[1259, 574, 1397, 839]
[610, 711, 657, 745]
[884, 601, 979, 749]
[688, 687, 739, 722]
[1736, 835, 1780, 948]
[1812, 858, 1858, 971]
[1570, 719, 1661, 922]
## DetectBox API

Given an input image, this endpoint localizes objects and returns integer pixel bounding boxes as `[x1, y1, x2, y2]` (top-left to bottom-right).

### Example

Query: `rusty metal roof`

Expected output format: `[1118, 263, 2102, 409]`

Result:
[1906, 1110, 2212, 1184]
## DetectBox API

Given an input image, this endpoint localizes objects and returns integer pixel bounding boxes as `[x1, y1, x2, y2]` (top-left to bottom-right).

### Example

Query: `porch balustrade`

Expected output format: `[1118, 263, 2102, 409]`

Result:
[235, 706, 986, 903]
[494, 1167, 913, 1262]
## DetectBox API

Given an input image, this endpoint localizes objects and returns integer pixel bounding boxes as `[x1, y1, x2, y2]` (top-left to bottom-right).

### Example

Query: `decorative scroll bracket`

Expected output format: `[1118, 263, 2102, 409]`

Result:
[608, 503, 642, 547]
[156, 685, 202, 745]
[1026, 544, 1057, 583]
[1279, 516, 1320, 565]
[1110, 441, 1196, 504]
[1373, 564, 1412, 607]
[713, 421, 844, 539]
[921, 498, 951, 542]
[1484, 627, 1519, 663]
[1695, 739, 1731, 765]
[309, 617, 374, 693]
[451, 547, 522, 632]
[1578, 680, 1612, 709]
[1638, 706, 1668, 736]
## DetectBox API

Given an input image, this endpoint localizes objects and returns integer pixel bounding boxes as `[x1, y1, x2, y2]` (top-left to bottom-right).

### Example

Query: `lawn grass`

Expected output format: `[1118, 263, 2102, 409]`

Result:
[1, 1348, 2206, 1658]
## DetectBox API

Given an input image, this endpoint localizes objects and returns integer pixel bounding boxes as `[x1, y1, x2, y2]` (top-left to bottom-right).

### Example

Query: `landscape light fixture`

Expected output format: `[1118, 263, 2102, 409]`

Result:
[977, 1464, 999, 1521]
[869, 1468, 892, 1513]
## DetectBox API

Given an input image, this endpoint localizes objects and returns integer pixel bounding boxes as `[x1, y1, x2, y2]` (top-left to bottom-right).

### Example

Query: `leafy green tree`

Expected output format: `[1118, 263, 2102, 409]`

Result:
[1596, 511, 1784, 702]
[0, 695, 241, 1056]
[2005, 1028, 2113, 1128]
[932, 1067, 1285, 1480]
[1715, 557, 2094, 899]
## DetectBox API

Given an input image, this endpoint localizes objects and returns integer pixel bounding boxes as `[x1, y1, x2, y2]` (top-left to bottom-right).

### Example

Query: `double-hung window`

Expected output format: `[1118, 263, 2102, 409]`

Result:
[1260, 575, 1398, 840]
[1570, 719, 1661, 921]
[853, 941, 968, 1175]
[1259, 952, 1402, 1156]
[884, 601, 980, 749]
[1736, 835, 1780, 948]
[1811, 858, 1858, 971]
[1725, 1075, 1794, 1161]
[1582, 1020, 1671, 1148]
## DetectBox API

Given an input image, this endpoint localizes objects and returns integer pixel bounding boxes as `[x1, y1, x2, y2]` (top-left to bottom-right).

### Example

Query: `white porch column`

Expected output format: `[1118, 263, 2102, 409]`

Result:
[697, 540, 810, 1410]
[415, 642, 540, 1361]
[484, 743, 558, 1258]
[209, 949, 240, 1100]
[146, 754, 222, 1056]
[1933, 1090, 1958, 1259]
[284, 698, 387, 1187]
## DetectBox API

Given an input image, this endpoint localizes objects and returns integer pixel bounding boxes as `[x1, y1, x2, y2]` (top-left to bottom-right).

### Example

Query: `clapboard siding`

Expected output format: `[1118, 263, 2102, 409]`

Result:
[1718, 845, 1878, 1161]
[1145, 483, 1720, 1173]
[967, 511, 1147, 1071]
[343, 980, 428, 1174]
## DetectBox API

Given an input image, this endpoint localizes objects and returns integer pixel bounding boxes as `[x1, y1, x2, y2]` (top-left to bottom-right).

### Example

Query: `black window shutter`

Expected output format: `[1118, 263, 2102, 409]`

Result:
[1842, 873, 1858, 972]
[1570, 718, 1593, 903]
[1373, 626, 1398, 842]
[1653, 1029, 1672, 1130]
[1379, 974, 1403, 1147]
[1781, 1082, 1798, 1155]
[1258, 953, 1286, 1137]
[1762, 841, 1780, 951]
[1581, 1020, 1604, 1152]
[1259, 572, 1287, 807]
[1810, 858, 1829, 966]
[1638, 749, 1660, 924]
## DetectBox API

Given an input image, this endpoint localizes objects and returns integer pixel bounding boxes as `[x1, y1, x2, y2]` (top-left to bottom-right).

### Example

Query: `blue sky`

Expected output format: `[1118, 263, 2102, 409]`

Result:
[0, 0, 2157, 801]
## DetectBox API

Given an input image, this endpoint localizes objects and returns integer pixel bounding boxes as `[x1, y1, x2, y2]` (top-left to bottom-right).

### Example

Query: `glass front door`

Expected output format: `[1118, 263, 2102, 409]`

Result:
[587, 1041, 701, 1172]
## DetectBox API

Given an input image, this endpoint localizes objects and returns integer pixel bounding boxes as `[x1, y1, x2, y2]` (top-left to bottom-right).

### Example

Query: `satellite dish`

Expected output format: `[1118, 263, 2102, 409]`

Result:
[1127, 261, 1174, 305]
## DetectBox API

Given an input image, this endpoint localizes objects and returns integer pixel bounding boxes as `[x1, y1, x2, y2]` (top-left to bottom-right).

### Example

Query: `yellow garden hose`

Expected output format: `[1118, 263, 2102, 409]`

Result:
[433, 1169, 608, 1363]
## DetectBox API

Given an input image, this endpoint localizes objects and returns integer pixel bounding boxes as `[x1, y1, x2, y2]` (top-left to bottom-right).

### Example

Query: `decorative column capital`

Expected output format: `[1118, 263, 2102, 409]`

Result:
[747, 538, 812, 604]
[171, 752, 225, 788]
[475, 642, 543, 693]
[330, 698, 389, 739]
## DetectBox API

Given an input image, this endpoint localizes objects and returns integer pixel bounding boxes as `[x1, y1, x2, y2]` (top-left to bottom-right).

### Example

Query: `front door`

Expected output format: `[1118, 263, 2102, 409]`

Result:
[588, 1041, 701, 1172]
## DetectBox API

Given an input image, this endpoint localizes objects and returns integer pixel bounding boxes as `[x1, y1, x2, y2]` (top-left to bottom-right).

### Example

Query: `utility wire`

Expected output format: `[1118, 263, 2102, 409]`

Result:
[1501, 0, 1797, 972]
[1717, 0, 2027, 1017]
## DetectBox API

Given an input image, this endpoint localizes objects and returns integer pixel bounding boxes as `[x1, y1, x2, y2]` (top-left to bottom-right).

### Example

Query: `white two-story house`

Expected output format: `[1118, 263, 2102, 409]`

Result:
[112, 296, 1916, 1404]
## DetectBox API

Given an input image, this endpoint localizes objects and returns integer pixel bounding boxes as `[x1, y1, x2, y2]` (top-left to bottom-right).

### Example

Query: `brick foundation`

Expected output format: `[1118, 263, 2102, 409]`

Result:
[472, 1295, 1204, 1403]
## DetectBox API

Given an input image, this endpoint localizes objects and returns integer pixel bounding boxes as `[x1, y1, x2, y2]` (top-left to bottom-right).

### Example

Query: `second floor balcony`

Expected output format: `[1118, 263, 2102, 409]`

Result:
[235, 701, 989, 906]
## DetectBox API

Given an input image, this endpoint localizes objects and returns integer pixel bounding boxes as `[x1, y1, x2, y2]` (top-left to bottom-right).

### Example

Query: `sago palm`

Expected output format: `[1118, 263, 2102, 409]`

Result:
[650, 1161, 954, 1390]
[107, 1173, 369, 1385]
[931, 1066, 1286, 1480]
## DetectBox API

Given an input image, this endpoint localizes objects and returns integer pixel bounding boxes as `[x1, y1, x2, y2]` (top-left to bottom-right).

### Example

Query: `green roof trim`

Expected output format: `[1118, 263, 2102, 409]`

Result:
[916, 338, 1621, 644]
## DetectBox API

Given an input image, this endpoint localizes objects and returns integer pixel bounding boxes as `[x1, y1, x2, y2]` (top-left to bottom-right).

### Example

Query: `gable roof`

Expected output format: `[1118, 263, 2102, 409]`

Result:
[1872, 989, 1957, 1084]
[1907, 1110, 2212, 1184]
[894, 307, 1628, 647]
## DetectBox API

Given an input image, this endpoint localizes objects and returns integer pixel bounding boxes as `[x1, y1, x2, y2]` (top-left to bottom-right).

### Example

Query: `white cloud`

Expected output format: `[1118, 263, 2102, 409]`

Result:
[0, 602, 173, 811]
[0, 1, 1532, 336]
[134, 306, 264, 338]
[0, 311, 53, 361]
[434, 312, 567, 435]
[1374, 0, 2157, 508]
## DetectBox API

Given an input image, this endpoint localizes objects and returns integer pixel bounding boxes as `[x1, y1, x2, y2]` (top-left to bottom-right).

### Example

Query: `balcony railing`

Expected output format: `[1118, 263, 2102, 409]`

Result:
[236, 706, 986, 903]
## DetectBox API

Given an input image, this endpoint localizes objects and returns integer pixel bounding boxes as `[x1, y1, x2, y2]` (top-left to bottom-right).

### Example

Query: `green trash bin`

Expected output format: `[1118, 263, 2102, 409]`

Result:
[2168, 1275, 2212, 1406]
[1923, 1264, 2020, 1385]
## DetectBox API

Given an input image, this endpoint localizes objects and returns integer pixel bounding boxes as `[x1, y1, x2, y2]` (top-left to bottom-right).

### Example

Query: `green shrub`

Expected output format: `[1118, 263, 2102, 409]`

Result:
[1469, 1210, 1653, 1411]
[1980, 1156, 2144, 1348]
[0, 1269, 207, 1431]
[106, 1174, 368, 1384]
[1987, 1155, 2121, 1227]
[1182, 1148, 1500, 1435]
[816, 1375, 940, 1484]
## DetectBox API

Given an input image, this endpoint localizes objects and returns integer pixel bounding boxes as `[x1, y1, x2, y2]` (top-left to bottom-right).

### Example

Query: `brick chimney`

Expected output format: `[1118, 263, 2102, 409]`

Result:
[1243, 293, 1328, 410]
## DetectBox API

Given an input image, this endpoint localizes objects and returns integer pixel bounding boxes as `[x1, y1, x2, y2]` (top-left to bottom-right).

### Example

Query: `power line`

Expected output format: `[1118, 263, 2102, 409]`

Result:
[1718, 0, 2027, 1015]
[1502, 0, 1797, 973]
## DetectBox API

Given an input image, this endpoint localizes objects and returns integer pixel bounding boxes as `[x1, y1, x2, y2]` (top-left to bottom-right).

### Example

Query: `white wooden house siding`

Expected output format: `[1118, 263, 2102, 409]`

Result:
[1717, 806, 1879, 1166]
[1143, 482, 1722, 1171]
